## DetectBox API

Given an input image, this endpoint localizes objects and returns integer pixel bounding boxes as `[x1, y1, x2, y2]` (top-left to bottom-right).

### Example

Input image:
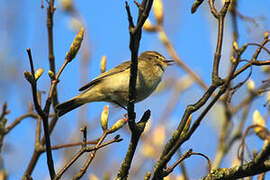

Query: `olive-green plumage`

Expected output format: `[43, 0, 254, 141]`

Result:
[56, 51, 173, 117]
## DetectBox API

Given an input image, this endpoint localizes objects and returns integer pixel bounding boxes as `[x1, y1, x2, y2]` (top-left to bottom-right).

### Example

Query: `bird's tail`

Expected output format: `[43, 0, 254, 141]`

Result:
[56, 97, 84, 117]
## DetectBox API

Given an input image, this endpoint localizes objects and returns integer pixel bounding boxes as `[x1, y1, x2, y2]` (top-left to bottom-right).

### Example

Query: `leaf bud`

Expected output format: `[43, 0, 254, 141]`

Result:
[24, 71, 34, 84]
[100, 56, 107, 73]
[109, 117, 128, 133]
[65, 28, 84, 62]
[153, 0, 164, 24]
[34, 68, 44, 81]
[100, 105, 109, 131]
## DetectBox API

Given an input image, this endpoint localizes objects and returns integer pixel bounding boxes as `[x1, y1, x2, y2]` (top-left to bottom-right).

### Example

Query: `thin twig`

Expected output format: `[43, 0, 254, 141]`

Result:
[233, 60, 270, 79]
[208, 0, 218, 18]
[26, 48, 56, 178]
[213, 101, 251, 169]
[248, 43, 270, 55]
[164, 149, 192, 176]
[54, 135, 122, 180]
[5, 112, 38, 134]
[47, 0, 58, 107]
[191, 0, 205, 14]
[35, 116, 42, 150]
[232, 81, 270, 113]
[190, 152, 212, 176]
[72, 130, 109, 179]
[157, 26, 208, 91]
[152, 1, 231, 178]
[43, 140, 98, 152]
[81, 125, 87, 147]
[24, 27, 81, 177]
[237, 125, 270, 162]
[177, 149, 190, 180]
[211, 3, 240, 168]
[211, 0, 231, 85]
[24, 115, 58, 177]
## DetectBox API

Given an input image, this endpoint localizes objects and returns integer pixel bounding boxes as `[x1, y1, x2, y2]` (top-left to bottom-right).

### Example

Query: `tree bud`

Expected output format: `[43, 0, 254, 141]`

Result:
[100, 105, 109, 131]
[65, 28, 84, 62]
[34, 68, 44, 81]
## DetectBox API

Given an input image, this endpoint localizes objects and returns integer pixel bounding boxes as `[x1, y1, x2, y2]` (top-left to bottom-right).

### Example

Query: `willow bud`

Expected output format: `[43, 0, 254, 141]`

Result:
[60, 0, 73, 12]
[239, 43, 247, 54]
[48, 70, 55, 79]
[100, 105, 109, 131]
[253, 110, 267, 140]
[230, 56, 237, 64]
[34, 68, 44, 81]
[153, 0, 164, 24]
[65, 28, 84, 62]
[158, 31, 168, 45]
[109, 117, 128, 133]
[262, 66, 270, 73]
[143, 19, 156, 32]
[181, 115, 192, 136]
[100, 56, 107, 73]
[264, 31, 269, 40]
[247, 79, 255, 92]
[233, 41, 239, 52]
[153, 126, 166, 147]
[24, 71, 34, 84]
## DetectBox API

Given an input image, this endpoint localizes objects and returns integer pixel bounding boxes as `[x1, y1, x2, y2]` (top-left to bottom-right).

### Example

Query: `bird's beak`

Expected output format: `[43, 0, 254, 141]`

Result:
[164, 60, 175, 66]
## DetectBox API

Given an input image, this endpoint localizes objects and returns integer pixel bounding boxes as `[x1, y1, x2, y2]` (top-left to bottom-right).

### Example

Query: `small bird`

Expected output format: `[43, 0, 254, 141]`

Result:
[56, 51, 173, 117]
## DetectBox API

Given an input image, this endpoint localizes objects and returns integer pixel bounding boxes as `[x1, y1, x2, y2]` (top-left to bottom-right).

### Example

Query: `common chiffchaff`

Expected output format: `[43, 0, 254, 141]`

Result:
[56, 51, 173, 117]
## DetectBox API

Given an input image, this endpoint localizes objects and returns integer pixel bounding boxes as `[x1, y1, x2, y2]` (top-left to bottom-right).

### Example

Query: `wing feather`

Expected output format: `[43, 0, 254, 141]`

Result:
[79, 61, 131, 91]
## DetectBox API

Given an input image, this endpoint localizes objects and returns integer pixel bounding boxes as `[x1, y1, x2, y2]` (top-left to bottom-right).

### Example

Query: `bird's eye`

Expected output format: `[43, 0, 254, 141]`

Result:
[155, 56, 159, 59]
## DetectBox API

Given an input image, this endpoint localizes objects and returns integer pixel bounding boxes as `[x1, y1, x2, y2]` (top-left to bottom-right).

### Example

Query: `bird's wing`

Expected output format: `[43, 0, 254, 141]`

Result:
[79, 61, 131, 91]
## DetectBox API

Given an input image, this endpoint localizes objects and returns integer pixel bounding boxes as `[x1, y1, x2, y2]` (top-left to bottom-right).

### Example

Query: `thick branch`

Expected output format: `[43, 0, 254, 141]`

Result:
[117, 110, 150, 179]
